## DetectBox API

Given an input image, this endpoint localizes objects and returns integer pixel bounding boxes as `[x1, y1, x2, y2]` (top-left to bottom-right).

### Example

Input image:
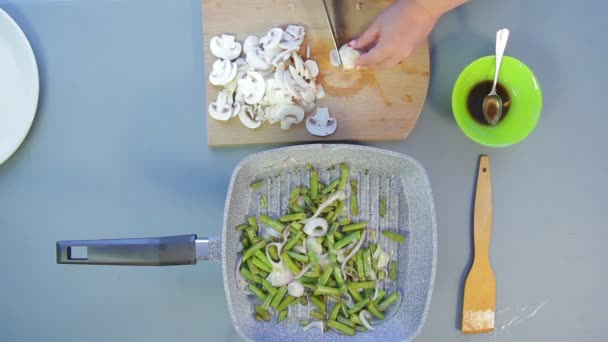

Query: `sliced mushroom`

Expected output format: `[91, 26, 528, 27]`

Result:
[209, 34, 242, 61]
[289, 65, 309, 89]
[315, 84, 326, 100]
[279, 38, 303, 50]
[272, 48, 297, 67]
[339, 44, 361, 70]
[272, 104, 304, 130]
[238, 105, 263, 129]
[300, 100, 316, 113]
[238, 71, 266, 105]
[299, 86, 316, 103]
[330, 48, 341, 68]
[282, 71, 301, 99]
[306, 107, 337, 136]
[243, 35, 260, 53]
[209, 90, 241, 121]
[285, 25, 305, 40]
[235, 58, 248, 67]
[246, 47, 271, 71]
[209, 59, 237, 86]
[264, 46, 283, 64]
[292, 52, 305, 76]
[260, 28, 283, 49]
[304, 60, 319, 78]
[265, 79, 293, 105]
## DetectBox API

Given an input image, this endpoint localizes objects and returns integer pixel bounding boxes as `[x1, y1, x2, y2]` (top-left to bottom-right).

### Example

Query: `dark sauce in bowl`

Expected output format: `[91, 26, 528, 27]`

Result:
[467, 80, 511, 125]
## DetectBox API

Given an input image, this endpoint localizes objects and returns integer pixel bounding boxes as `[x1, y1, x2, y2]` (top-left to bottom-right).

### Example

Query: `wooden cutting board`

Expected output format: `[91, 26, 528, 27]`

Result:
[203, 0, 430, 146]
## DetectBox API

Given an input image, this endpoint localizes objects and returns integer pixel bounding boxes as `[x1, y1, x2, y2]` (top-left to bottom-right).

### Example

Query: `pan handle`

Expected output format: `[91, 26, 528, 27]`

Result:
[56, 234, 202, 266]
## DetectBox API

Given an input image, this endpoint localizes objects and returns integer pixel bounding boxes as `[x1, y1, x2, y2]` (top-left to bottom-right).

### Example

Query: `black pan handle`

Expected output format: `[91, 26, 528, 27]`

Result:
[56, 234, 198, 266]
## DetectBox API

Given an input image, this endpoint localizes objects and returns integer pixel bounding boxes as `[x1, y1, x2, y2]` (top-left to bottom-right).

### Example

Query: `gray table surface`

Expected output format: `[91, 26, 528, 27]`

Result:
[1, 0, 606, 341]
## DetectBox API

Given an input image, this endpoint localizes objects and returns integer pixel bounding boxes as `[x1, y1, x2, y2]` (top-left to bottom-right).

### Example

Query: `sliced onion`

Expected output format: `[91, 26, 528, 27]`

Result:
[267, 266, 294, 287]
[262, 227, 283, 240]
[359, 310, 375, 331]
[343, 266, 358, 279]
[341, 293, 354, 308]
[341, 231, 367, 279]
[306, 236, 323, 256]
[302, 320, 325, 333]
[372, 286, 380, 301]
[293, 243, 307, 254]
[302, 190, 346, 223]
[282, 226, 291, 242]
[296, 196, 306, 207]
[235, 258, 253, 294]
[288, 280, 305, 297]
[303, 217, 329, 237]
[236, 241, 244, 253]
[373, 245, 390, 269]
[266, 242, 284, 268]
[318, 253, 331, 268]
[370, 291, 402, 325]
[294, 263, 314, 279]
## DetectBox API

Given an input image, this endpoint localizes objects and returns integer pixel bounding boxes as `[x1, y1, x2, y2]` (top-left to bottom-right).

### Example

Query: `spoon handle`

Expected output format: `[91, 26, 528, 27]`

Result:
[492, 28, 510, 93]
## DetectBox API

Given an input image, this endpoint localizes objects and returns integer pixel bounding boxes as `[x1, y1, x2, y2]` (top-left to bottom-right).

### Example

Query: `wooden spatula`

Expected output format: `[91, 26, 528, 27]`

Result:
[462, 155, 496, 334]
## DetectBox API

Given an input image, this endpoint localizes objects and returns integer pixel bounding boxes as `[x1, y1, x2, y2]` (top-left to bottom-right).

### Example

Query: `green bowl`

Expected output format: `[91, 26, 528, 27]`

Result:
[452, 55, 543, 147]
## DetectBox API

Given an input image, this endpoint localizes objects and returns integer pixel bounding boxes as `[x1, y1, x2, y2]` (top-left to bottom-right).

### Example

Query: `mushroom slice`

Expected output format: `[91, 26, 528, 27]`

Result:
[265, 79, 293, 105]
[272, 48, 297, 67]
[304, 60, 319, 78]
[292, 52, 305, 76]
[339, 44, 361, 70]
[209, 34, 242, 61]
[264, 46, 283, 64]
[272, 104, 305, 130]
[282, 71, 301, 99]
[300, 100, 316, 113]
[285, 25, 306, 40]
[289, 65, 309, 89]
[234, 58, 248, 67]
[243, 35, 260, 53]
[279, 38, 303, 50]
[246, 47, 271, 71]
[299, 86, 316, 103]
[306, 107, 337, 136]
[238, 105, 263, 129]
[315, 84, 326, 100]
[260, 28, 283, 50]
[274, 64, 287, 90]
[238, 71, 266, 105]
[209, 90, 240, 121]
[330, 48, 341, 68]
[209, 59, 237, 86]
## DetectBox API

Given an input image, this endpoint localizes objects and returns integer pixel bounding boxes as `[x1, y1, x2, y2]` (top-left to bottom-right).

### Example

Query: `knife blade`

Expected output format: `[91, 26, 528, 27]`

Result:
[320, 0, 343, 66]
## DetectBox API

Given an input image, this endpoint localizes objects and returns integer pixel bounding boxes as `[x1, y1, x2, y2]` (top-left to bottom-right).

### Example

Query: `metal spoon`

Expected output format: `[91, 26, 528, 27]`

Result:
[483, 28, 510, 125]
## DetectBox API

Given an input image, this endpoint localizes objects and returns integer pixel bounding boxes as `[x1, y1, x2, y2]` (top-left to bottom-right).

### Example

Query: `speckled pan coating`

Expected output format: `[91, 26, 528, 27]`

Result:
[220, 144, 437, 342]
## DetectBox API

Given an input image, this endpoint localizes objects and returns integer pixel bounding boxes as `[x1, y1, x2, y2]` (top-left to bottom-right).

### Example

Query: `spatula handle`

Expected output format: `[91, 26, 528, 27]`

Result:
[473, 156, 492, 263]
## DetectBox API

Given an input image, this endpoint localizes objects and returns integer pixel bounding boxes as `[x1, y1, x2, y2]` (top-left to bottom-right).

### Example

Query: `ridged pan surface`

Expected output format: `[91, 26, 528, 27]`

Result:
[221, 144, 437, 342]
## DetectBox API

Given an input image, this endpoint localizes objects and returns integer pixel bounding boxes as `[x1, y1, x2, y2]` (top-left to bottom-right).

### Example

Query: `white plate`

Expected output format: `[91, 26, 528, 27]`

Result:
[0, 8, 39, 165]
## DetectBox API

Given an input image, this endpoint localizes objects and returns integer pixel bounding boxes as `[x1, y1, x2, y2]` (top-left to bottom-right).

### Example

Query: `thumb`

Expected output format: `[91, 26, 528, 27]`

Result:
[349, 22, 380, 50]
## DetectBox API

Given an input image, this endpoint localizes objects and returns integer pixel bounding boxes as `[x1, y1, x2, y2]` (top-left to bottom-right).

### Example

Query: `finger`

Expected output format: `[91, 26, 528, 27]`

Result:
[355, 42, 390, 68]
[349, 22, 380, 50]
[377, 57, 401, 69]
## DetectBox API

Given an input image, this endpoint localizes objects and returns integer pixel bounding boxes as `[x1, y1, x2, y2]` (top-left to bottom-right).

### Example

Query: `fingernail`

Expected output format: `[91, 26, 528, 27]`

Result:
[348, 40, 356, 47]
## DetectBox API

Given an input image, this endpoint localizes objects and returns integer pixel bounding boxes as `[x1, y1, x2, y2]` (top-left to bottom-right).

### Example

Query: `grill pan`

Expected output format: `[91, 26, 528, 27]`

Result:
[56, 144, 437, 342]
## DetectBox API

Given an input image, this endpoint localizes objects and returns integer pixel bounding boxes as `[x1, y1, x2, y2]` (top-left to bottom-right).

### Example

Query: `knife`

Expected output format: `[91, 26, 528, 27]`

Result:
[320, 0, 343, 66]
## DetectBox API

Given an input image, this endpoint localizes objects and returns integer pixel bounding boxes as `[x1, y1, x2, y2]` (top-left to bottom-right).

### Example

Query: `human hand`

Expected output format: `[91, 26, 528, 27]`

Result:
[350, 0, 438, 69]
